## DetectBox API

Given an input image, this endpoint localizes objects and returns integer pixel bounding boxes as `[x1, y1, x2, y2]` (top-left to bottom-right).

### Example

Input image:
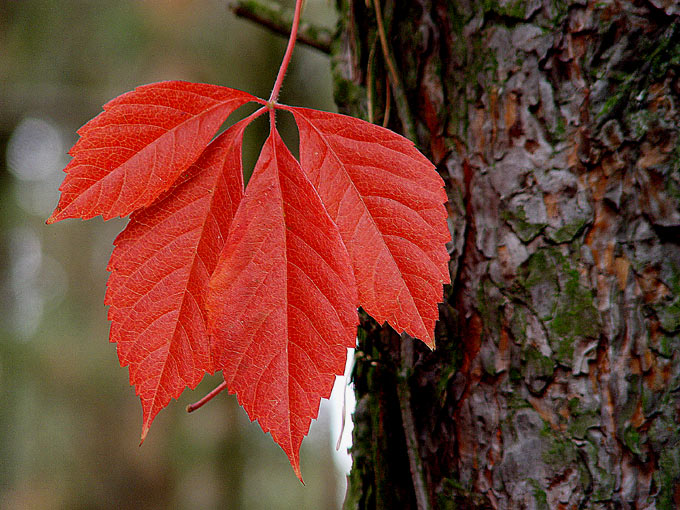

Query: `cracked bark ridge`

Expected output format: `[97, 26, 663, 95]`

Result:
[333, 0, 680, 508]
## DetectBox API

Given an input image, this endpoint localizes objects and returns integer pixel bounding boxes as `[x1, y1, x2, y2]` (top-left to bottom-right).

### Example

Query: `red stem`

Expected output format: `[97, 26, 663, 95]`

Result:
[186, 381, 228, 413]
[267, 0, 304, 106]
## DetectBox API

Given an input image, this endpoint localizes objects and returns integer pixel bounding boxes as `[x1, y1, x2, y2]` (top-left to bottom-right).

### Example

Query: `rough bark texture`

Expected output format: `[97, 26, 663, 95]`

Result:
[331, 0, 680, 508]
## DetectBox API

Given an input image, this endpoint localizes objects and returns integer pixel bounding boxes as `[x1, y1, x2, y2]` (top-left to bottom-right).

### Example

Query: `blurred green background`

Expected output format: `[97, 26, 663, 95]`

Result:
[0, 1, 350, 508]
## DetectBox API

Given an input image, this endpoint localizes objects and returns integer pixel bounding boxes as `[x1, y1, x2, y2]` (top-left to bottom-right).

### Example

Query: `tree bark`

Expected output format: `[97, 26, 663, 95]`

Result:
[331, 0, 680, 508]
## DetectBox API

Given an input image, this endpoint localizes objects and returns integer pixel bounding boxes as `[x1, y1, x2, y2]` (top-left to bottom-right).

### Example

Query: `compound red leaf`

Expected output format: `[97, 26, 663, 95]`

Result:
[105, 121, 248, 441]
[48, 75, 453, 479]
[207, 128, 358, 480]
[47, 81, 254, 223]
[290, 107, 450, 347]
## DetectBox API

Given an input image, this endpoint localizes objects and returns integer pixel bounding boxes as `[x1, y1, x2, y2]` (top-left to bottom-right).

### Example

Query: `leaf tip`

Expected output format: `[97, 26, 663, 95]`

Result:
[422, 328, 437, 350]
[293, 463, 304, 485]
[412, 332, 435, 350]
[139, 423, 150, 446]
[282, 440, 304, 483]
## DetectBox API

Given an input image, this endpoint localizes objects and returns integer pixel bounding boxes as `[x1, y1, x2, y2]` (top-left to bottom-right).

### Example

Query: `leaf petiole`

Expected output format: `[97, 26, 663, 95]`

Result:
[186, 381, 228, 413]
[241, 105, 269, 125]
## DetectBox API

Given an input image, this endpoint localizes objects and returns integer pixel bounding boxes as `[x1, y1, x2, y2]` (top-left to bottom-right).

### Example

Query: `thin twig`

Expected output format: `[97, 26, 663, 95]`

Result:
[371, 0, 416, 140]
[230, 0, 332, 54]
[366, 37, 378, 124]
[398, 335, 432, 510]
[382, 75, 391, 127]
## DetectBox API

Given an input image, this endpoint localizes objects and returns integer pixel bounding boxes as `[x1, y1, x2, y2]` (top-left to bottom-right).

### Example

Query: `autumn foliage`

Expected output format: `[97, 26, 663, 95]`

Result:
[48, 1, 450, 481]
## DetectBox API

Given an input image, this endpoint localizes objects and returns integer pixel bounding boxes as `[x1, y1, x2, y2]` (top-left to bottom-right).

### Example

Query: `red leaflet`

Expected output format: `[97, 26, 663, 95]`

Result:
[105, 121, 248, 441]
[47, 82, 254, 223]
[290, 107, 450, 347]
[207, 128, 358, 480]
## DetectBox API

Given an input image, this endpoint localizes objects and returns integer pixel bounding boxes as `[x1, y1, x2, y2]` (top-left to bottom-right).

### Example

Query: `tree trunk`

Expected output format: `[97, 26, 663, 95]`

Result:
[331, 0, 680, 508]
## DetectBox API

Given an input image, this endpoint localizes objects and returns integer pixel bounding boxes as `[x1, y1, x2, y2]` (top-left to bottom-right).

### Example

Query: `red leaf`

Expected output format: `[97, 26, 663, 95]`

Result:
[289, 107, 450, 347]
[207, 128, 358, 480]
[47, 81, 254, 223]
[105, 121, 248, 441]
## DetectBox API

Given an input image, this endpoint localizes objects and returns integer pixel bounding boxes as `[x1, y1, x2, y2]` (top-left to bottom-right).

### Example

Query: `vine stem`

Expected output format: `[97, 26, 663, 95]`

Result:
[268, 0, 304, 106]
[399, 335, 432, 510]
[371, 0, 416, 140]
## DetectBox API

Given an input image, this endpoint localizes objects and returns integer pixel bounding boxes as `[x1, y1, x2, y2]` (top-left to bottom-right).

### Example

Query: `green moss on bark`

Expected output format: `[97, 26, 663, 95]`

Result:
[522, 346, 554, 393]
[550, 275, 599, 338]
[568, 397, 601, 433]
[528, 479, 549, 510]
[549, 269, 599, 366]
[501, 207, 546, 243]
[656, 446, 680, 510]
[437, 479, 493, 510]
[655, 297, 680, 333]
[547, 217, 589, 244]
